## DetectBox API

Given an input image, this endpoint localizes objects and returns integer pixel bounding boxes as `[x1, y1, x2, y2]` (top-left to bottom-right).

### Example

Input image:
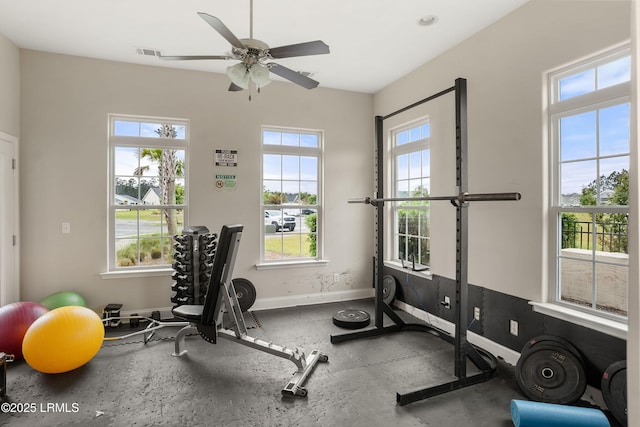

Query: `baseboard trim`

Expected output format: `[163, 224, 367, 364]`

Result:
[393, 299, 521, 365]
[115, 288, 375, 323]
[251, 288, 375, 311]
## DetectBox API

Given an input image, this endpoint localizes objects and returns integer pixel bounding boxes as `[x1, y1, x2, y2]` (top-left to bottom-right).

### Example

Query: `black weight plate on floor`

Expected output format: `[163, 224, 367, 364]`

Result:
[232, 278, 257, 312]
[332, 309, 371, 329]
[520, 335, 585, 368]
[602, 360, 627, 427]
[472, 346, 498, 371]
[515, 344, 587, 404]
[382, 275, 397, 305]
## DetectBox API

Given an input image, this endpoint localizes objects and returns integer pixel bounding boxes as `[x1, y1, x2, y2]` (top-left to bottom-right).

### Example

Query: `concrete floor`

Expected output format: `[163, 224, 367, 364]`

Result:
[2, 299, 558, 426]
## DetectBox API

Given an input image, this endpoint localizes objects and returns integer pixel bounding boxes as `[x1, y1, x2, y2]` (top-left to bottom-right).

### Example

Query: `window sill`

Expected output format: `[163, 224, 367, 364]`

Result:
[383, 260, 433, 279]
[529, 302, 627, 340]
[100, 268, 173, 280]
[255, 259, 330, 270]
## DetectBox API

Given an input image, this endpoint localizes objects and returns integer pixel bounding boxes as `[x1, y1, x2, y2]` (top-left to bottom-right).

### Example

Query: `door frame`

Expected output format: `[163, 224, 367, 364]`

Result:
[0, 130, 19, 305]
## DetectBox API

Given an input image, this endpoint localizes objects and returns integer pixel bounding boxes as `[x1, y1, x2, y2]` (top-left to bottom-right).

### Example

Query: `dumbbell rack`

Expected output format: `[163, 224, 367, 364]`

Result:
[171, 226, 218, 307]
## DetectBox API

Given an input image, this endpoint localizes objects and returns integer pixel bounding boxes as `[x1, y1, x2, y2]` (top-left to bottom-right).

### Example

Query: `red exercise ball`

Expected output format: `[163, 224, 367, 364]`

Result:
[0, 301, 50, 360]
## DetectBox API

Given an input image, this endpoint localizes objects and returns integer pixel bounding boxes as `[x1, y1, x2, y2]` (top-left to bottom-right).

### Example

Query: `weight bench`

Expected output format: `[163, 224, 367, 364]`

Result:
[171, 224, 328, 397]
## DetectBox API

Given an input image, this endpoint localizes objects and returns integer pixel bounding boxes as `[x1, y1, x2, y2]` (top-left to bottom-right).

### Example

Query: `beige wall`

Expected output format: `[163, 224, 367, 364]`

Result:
[0, 32, 20, 136]
[374, 0, 632, 301]
[19, 50, 374, 310]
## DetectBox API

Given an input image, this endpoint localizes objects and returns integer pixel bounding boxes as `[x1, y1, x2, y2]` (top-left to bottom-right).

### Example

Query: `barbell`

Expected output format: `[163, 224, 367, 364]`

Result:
[348, 192, 521, 207]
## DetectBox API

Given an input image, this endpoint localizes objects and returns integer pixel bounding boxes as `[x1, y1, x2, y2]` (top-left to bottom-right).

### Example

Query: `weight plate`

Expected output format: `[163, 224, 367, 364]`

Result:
[232, 278, 257, 312]
[382, 275, 397, 305]
[332, 309, 371, 329]
[601, 360, 627, 427]
[471, 346, 498, 371]
[515, 344, 587, 405]
[520, 335, 585, 368]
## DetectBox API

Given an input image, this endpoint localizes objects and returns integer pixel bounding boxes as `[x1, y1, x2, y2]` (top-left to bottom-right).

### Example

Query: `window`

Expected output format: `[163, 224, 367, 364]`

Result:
[392, 120, 431, 269]
[261, 127, 322, 263]
[108, 115, 188, 271]
[549, 46, 630, 318]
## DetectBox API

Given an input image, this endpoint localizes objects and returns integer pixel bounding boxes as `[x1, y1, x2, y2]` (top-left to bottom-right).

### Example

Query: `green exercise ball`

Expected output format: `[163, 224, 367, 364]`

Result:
[40, 291, 87, 310]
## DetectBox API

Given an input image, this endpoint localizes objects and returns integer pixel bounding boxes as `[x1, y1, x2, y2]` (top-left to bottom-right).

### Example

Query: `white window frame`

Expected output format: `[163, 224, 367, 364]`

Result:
[390, 118, 431, 270]
[106, 114, 189, 273]
[548, 45, 630, 321]
[259, 126, 323, 267]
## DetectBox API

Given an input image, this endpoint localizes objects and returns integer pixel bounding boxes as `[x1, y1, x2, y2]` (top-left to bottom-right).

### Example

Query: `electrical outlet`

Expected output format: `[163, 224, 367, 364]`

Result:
[61, 222, 71, 234]
[443, 296, 451, 309]
[510, 319, 519, 336]
[473, 307, 480, 321]
[333, 273, 340, 283]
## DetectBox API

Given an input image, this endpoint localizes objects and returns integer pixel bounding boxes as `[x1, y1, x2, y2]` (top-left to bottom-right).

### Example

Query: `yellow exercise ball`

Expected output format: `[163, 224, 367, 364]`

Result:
[22, 306, 104, 374]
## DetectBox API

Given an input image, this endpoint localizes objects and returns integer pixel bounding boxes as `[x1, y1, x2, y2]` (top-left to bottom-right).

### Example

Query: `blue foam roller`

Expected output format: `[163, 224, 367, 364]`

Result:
[511, 400, 610, 427]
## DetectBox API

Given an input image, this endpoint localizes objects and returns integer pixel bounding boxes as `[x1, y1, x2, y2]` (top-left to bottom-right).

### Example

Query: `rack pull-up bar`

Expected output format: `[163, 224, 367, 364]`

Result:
[348, 192, 521, 206]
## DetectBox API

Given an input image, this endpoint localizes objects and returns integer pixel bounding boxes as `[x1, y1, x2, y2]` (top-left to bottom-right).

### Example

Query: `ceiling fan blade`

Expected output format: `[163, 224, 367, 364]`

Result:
[269, 63, 319, 89]
[159, 55, 232, 61]
[197, 12, 246, 49]
[268, 40, 330, 59]
[228, 83, 244, 92]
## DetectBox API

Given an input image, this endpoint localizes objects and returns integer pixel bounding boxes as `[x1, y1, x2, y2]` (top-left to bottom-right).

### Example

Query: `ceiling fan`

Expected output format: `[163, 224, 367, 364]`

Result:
[159, 0, 330, 92]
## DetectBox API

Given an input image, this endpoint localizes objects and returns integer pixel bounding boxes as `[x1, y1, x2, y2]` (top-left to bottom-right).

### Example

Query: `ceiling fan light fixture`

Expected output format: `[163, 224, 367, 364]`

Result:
[227, 63, 250, 89]
[249, 63, 271, 88]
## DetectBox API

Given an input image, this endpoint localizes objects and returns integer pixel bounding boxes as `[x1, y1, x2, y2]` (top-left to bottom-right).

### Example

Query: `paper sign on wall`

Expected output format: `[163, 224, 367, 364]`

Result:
[215, 174, 237, 191]
[215, 149, 238, 167]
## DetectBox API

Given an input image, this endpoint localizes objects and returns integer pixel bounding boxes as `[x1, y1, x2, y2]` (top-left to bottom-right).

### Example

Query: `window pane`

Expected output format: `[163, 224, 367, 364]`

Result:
[114, 120, 140, 137]
[420, 238, 430, 266]
[263, 154, 282, 180]
[421, 123, 431, 138]
[407, 210, 419, 235]
[300, 134, 319, 148]
[560, 160, 596, 203]
[282, 155, 300, 180]
[397, 209, 407, 234]
[409, 151, 421, 178]
[140, 122, 163, 137]
[282, 180, 300, 202]
[599, 103, 630, 156]
[595, 263, 628, 316]
[422, 150, 431, 177]
[114, 146, 139, 176]
[397, 154, 409, 180]
[409, 179, 422, 195]
[398, 235, 406, 260]
[559, 69, 595, 101]
[397, 131, 409, 146]
[409, 126, 421, 142]
[397, 179, 409, 197]
[300, 156, 317, 180]
[559, 257, 593, 308]
[282, 133, 299, 146]
[560, 111, 596, 161]
[263, 180, 283, 204]
[300, 181, 317, 203]
[264, 131, 281, 145]
[597, 56, 631, 89]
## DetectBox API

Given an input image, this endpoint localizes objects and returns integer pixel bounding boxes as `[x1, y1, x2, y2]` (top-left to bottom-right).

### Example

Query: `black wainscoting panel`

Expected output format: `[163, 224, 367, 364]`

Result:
[544, 316, 626, 387]
[384, 266, 626, 388]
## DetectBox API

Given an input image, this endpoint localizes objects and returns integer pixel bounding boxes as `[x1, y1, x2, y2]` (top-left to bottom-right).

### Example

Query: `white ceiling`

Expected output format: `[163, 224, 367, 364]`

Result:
[0, 0, 529, 94]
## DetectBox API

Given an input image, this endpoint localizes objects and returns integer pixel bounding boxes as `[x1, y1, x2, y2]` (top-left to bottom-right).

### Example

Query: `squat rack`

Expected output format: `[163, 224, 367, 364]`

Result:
[331, 78, 521, 405]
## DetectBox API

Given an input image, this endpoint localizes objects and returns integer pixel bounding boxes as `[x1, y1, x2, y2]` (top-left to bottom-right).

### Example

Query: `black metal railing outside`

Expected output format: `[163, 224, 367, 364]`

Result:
[561, 219, 628, 253]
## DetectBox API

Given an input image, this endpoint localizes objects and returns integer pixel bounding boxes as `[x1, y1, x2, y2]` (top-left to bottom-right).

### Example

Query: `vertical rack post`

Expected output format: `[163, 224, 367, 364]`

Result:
[454, 77, 469, 379]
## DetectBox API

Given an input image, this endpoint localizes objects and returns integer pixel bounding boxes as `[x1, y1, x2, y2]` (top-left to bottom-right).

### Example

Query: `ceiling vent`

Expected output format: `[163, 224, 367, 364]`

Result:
[136, 47, 162, 57]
